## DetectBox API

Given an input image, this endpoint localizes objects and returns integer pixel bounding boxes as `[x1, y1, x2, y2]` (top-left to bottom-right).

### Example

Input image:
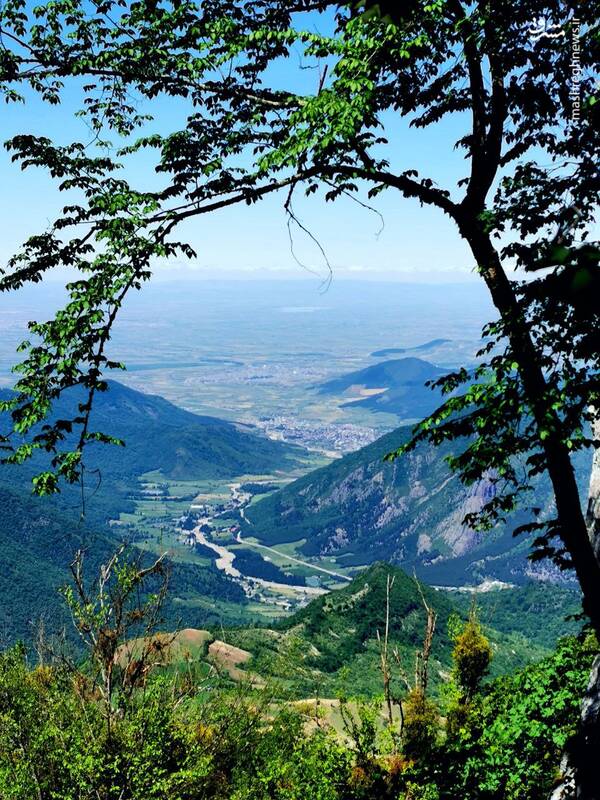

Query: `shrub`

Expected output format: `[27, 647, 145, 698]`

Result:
[450, 610, 492, 700]
[402, 688, 439, 761]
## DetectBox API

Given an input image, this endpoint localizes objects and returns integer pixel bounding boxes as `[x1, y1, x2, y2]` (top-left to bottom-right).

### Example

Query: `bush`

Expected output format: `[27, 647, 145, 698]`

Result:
[0, 647, 354, 800]
[450, 610, 492, 699]
[439, 635, 597, 800]
[402, 688, 439, 761]
[0, 635, 595, 800]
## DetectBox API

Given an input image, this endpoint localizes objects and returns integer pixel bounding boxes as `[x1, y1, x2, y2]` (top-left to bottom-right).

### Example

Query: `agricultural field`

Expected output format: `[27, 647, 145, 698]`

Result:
[116, 463, 357, 621]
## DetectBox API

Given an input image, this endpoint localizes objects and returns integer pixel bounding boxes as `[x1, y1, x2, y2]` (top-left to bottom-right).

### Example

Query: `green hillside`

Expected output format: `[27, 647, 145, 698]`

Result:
[220, 563, 549, 697]
[49, 564, 574, 701]
[244, 425, 592, 586]
[445, 582, 582, 650]
[0, 381, 307, 645]
[74, 380, 304, 481]
[0, 380, 305, 531]
[2, 381, 303, 489]
[318, 357, 445, 419]
[0, 483, 250, 646]
[278, 562, 454, 676]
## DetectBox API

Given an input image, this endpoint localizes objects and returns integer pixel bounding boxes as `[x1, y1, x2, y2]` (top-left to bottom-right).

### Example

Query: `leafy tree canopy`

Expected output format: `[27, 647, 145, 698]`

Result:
[0, 0, 598, 614]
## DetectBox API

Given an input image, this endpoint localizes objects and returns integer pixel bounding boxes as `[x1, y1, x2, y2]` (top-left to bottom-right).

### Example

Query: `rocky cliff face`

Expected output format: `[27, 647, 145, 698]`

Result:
[245, 425, 590, 586]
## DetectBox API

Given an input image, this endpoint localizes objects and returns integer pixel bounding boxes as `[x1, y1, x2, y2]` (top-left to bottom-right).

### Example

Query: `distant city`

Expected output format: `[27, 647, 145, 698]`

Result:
[256, 415, 378, 454]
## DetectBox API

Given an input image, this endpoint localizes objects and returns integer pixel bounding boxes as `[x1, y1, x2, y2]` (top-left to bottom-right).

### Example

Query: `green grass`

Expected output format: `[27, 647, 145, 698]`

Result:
[123, 470, 321, 624]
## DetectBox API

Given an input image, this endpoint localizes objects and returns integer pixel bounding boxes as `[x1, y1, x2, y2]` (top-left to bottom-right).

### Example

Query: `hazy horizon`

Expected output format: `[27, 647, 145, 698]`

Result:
[0, 279, 495, 432]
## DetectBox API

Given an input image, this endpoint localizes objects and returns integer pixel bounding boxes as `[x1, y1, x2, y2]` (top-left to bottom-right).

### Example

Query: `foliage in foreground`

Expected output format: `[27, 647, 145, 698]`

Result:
[0, 633, 595, 800]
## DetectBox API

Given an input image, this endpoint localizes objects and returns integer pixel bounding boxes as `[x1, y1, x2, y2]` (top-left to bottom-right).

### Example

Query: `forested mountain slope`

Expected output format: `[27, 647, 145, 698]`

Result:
[0, 381, 304, 527]
[221, 563, 551, 696]
[0, 483, 247, 646]
[1, 380, 303, 486]
[0, 382, 303, 644]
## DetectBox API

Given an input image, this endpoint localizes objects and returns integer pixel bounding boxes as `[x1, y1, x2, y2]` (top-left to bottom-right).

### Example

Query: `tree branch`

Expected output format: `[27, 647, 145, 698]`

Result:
[446, 0, 491, 211]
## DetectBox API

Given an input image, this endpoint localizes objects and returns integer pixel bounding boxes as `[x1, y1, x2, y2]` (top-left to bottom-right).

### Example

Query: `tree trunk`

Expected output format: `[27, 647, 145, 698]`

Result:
[573, 654, 600, 800]
[463, 230, 600, 798]
[573, 417, 600, 799]
[587, 416, 600, 560]
[461, 221, 600, 635]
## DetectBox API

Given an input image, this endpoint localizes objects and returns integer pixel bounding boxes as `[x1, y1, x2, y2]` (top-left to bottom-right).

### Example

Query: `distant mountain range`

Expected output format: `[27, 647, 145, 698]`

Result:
[317, 357, 447, 419]
[243, 424, 592, 587]
[370, 339, 451, 358]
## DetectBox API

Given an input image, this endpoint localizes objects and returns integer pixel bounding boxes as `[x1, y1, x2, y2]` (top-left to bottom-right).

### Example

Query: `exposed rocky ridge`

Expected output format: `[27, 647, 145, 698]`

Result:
[244, 425, 592, 586]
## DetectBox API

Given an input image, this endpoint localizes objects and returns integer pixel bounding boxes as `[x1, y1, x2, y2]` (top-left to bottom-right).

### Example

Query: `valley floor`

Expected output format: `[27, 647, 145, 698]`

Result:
[124, 463, 360, 618]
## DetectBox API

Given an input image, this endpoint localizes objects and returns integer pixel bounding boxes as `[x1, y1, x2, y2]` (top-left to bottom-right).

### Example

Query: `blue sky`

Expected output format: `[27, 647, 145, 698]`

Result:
[0, 15, 479, 284]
